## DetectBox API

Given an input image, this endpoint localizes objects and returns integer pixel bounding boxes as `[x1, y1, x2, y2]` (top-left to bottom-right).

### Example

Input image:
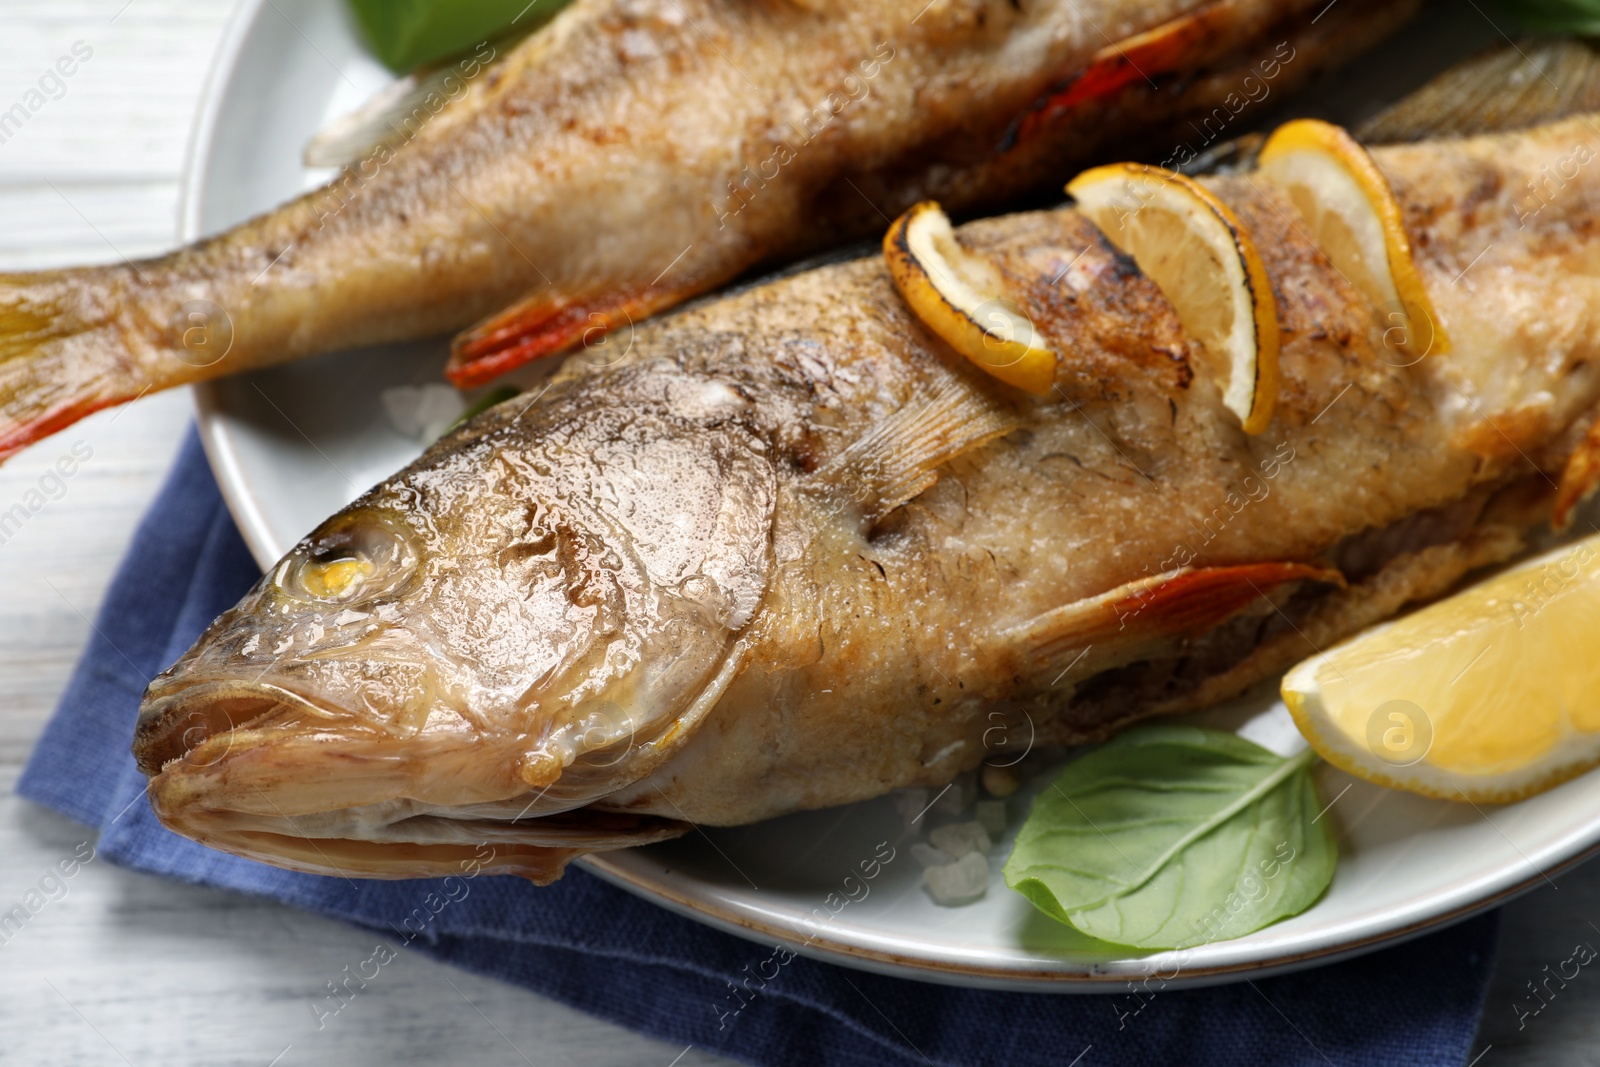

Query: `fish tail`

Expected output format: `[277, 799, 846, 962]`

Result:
[0, 265, 182, 462]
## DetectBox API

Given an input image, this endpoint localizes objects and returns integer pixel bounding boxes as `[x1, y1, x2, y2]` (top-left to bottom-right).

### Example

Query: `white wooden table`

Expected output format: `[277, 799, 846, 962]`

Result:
[0, 3, 1593, 1064]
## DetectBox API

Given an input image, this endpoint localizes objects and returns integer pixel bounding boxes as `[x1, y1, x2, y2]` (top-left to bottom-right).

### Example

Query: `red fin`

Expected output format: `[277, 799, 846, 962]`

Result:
[0, 270, 152, 465]
[1004, 1, 1235, 153]
[0, 394, 120, 463]
[1007, 562, 1346, 661]
[1555, 418, 1600, 530]
[448, 287, 676, 388]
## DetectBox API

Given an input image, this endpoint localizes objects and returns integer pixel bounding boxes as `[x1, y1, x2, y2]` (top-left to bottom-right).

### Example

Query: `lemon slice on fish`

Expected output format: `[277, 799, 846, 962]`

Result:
[1283, 533, 1600, 804]
[1258, 119, 1449, 359]
[1067, 163, 1279, 434]
[883, 201, 1058, 395]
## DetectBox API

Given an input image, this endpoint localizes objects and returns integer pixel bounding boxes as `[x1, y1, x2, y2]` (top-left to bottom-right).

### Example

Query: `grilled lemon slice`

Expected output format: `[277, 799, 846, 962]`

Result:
[1067, 163, 1279, 434]
[884, 201, 1057, 395]
[1258, 119, 1448, 359]
[1283, 533, 1600, 803]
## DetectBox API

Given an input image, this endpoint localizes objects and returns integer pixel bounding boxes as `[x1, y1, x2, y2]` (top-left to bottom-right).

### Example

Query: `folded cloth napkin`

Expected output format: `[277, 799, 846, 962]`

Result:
[21, 428, 1498, 1067]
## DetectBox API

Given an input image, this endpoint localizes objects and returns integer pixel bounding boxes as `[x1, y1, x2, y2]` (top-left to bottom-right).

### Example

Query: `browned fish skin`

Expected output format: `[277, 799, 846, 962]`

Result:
[0, 0, 1414, 459]
[134, 114, 1600, 884]
[600, 116, 1600, 825]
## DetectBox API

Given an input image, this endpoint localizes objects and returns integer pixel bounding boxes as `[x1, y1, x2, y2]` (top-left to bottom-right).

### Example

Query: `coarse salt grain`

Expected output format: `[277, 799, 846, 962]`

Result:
[923, 851, 989, 906]
[929, 820, 991, 859]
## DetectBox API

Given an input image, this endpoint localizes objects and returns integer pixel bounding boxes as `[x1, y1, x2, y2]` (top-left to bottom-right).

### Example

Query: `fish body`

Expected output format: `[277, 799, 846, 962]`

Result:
[135, 112, 1600, 882]
[0, 0, 1412, 459]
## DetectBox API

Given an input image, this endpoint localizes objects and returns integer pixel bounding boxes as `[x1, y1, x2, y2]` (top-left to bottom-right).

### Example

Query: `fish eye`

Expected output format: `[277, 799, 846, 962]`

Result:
[278, 519, 415, 604]
[300, 554, 374, 600]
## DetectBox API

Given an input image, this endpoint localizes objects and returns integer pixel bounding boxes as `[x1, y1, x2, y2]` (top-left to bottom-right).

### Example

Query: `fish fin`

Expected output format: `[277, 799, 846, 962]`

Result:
[814, 375, 1016, 524]
[1358, 38, 1600, 144]
[446, 287, 683, 388]
[0, 269, 149, 463]
[1555, 417, 1600, 530]
[1002, 0, 1236, 152]
[303, 51, 503, 168]
[1001, 563, 1346, 665]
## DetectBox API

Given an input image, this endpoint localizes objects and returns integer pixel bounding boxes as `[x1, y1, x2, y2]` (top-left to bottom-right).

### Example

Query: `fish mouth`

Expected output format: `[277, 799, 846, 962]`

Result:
[134, 678, 691, 882]
[133, 679, 341, 776]
[148, 806, 691, 885]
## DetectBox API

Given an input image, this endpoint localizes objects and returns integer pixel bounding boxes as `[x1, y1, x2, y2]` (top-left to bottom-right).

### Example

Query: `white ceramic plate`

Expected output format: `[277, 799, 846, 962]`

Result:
[185, 0, 1596, 990]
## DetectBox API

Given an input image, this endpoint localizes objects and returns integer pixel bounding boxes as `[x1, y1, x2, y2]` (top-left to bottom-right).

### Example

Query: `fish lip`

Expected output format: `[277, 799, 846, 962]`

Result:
[133, 679, 345, 777]
[140, 803, 693, 884]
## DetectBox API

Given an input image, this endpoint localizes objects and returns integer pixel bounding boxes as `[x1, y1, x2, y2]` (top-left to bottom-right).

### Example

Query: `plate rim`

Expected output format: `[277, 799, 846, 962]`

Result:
[180, 0, 1584, 990]
[579, 841, 1583, 992]
[185, 0, 301, 570]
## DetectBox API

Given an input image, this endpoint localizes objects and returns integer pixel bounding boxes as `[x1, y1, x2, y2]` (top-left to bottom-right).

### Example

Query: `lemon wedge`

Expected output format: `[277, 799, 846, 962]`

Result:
[1283, 533, 1600, 803]
[1258, 119, 1448, 360]
[883, 201, 1057, 395]
[1067, 163, 1279, 434]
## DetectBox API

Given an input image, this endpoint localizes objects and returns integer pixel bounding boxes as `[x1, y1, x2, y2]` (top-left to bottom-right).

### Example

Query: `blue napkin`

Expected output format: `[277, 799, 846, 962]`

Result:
[20, 428, 1498, 1067]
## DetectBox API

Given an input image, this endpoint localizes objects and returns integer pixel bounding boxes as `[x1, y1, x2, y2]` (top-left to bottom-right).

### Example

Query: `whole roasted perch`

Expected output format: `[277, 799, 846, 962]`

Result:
[133, 98, 1600, 881]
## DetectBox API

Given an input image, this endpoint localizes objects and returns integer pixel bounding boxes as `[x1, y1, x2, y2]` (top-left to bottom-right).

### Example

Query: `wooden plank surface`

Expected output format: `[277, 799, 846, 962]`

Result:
[0, 2, 1595, 1065]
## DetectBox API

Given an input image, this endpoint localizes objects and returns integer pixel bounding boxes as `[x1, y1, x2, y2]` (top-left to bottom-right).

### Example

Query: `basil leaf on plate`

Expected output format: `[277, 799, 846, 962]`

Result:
[347, 0, 572, 73]
[1003, 724, 1335, 950]
[1496, 0, 1600, 31]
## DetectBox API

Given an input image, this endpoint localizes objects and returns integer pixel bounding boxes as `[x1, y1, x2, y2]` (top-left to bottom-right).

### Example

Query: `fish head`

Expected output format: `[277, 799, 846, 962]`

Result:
[133, 362, 776, 878]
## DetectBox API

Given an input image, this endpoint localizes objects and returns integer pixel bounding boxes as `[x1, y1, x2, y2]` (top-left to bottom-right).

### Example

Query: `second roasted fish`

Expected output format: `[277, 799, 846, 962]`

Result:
[0, 0, 1415, 459]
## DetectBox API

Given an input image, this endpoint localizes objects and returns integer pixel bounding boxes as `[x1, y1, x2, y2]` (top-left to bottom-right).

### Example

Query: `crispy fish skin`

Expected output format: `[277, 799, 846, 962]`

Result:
[0, 0, 1414, 460]
[134, 114, 1600, 883]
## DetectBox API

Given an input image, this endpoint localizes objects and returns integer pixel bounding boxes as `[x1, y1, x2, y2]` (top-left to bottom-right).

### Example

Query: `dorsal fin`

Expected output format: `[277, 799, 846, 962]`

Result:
[1358, 38, 1600, 143]
[1183, 37, 1600, 179]
[813, 374, 1016, 525]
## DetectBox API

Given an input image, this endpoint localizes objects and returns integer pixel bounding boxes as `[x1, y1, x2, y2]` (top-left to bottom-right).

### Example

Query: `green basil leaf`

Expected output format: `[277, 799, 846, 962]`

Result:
[1003, 725, 1335, 950]
[346, 0, 572, 73]
[1495, 0, 1600, 31]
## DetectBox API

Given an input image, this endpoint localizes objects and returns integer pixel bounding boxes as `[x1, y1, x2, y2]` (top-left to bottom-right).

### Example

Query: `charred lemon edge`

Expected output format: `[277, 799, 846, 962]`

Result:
[1259, 118, 1451, 358]
[883, 201, 1058, 396]
[1066, 163, 1280, 435]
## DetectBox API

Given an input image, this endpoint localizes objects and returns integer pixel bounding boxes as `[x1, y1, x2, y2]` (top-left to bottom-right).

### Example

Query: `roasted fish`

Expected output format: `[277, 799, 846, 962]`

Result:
[134, 103, 1600, 882]
[0, 0, 1414, 460]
